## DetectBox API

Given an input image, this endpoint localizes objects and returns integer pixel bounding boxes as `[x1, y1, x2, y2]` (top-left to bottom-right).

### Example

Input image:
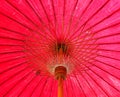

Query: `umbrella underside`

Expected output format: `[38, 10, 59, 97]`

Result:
[0, 0, 120, 97]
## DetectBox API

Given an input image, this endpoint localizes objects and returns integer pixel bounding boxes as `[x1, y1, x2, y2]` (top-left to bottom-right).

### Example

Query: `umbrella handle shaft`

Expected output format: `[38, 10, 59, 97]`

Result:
[58, 77, 63, 97]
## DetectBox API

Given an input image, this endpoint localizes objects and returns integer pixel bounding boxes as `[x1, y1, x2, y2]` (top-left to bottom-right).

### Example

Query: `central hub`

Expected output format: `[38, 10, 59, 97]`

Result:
[55, 42, 68, 55]
[55, 66, 67, 80]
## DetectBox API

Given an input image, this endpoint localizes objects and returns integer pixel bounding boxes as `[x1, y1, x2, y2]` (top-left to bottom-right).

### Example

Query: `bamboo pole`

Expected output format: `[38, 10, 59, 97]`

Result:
[58, 77, 63, 97]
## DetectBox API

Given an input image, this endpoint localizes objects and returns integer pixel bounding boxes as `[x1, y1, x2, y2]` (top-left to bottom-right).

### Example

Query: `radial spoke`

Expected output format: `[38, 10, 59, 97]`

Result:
[80, 71, 98, 97]
[97, 54, 120, 61]
[70, 0, 110, 40]
[0, 27, 27, 36]
[0, 66, 30, 86]
[74, 75, 87, 97]
[0, 61, 27, 74]
[5, 0, 38, 27]
[17, 75, 36, 97]
[3, 70, 33, 96]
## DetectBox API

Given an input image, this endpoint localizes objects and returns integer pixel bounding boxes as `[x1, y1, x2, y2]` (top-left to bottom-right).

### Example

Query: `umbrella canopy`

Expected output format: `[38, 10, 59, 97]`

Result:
[0, 0, 120, 97]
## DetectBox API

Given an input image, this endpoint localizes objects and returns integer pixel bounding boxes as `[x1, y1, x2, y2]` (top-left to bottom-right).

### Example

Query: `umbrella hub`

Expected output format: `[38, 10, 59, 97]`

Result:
[54, 66, 67, 80]
[55, 42, 69, 56]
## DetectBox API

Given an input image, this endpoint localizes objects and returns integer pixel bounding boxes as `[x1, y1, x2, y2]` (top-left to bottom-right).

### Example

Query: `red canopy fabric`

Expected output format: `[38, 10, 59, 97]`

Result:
[0, 0, 120, 97]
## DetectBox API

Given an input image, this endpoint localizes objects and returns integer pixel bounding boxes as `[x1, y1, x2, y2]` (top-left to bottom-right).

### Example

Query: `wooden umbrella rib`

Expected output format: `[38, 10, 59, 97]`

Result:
[80, 71, 98, 97]
[69, 77, 78, 97]
[5, 0, 38, 27]
[0, 50, 24, 55]
[0, 27, 27, 36]
[50, 0, 57, 26]
[70, 22, 120, 42]
[30, 76, 44, 97]
[25, 0, 56, 42]
[97, 54, 120, 61]
[0, 61, 27, 74]
[0, 66, 30, 86]
[87, 61, 120, 80]
[0, 36, 25, 42]
[3, 70, 33, 97]
[84, 8, 120, 33]
[85, 65, 120, 93]
[93, 58, 120, 70]
[17, 75, 36, 97]
[39, 78, 49, 97]
[72, 0, 110, 39]
[85, 70, 110, 97]
[0, 56, 26, 64]
[0, 12, 32, 31]
[69, 7, 120, 42]
[48, 78, 54, 97]
[64, 0, 79, 41]
[39, 0, 51, 24]
[68, 0, 93, 38]
[74, 75, 87, 97]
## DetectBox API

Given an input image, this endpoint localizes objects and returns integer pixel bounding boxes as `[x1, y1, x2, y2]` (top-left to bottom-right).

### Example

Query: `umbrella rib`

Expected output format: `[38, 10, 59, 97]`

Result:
[93, 58, 120, 70]
[49, 78, 54, 97]
[85, 65, 120, 93]
[30, 76, 44, 97]
[4, 1, 55, 43]
[67, 0, 93, 40]
[97, 48, 120, 53]
[92, 32, 120, 40]
[0, 56, 26, 64]
[87, 61, 120, 80]
[92, 21, 120, 35]
[50, 0, 58, 39]
[0, 12, 32, 31]
[86, 42, 120, 45]
[69, 0, 110, 40]
[73, 22, 120, 42]
[17, 75, 36, 97]
[5, 0, 38, 27]
[0, 44, 23, 46]
[70, 7, 120, 43]
[3, 70, 33, 97]
[25, 0, 44, 24]
[25, 0, 56, 42]
[83, 8, 120, 33]
[63, 0, 66, 19]
[97, 54, 120, 61]
[0, 50, 24, 55]
[0, 27, 27, 36]
[0, 36, 24, 42]
[82, 56, 120, 80]
[24, 42, 51, 63]
[64, 80, 68, 97]
[80, 71, 98, 97]
[66, 77, 74, 97]
[72, 55, 120, 82]
[70, 40, 98, 60]
[74, 76, 87, 97]
[39, 77, 49, 97]
[50, 0, 57, 27]
[72, 31, 120, 44]
[73, 47, 120, 53]
[0, 61, 27, 74]
[39, 0, 51, 24]
[0, 66, 29, 86]
[84, 70, 110, 97]
[64, 0, 78, 41]
[39, 0, 57, 39]
[69, 0, 93, 35]
[69, 76, 78, 97]
[61, 0, 66, 40]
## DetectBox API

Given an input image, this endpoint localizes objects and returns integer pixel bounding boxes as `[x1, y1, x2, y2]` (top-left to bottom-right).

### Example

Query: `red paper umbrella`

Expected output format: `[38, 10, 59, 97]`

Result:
[0, 0, 120, 97]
